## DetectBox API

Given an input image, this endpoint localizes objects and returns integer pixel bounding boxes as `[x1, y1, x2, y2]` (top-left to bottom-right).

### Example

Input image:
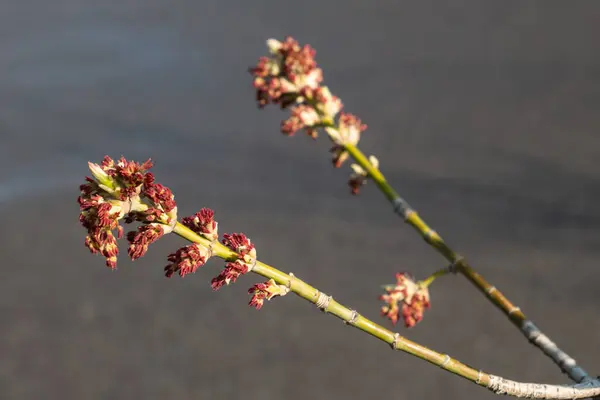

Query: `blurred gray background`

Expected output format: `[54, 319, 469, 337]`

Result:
[1, 1, 599, 399]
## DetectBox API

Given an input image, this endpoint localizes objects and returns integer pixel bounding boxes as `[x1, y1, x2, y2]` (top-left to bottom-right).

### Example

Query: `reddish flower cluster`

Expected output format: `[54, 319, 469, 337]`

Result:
[181, 208, 219, 242]
[77, 156, 177, 269]
[248, 279, 287, 310]
[127, 224, 165, 260]
[165, 243, 211, 278]
[80, 161, 285, 309]
[101, 156, 152, 199]
[249, 36, 366, 166]
[211, 260, 250, 290]
[336, 113, 367, 144]
[379, 273, 431, 328]
[280, 104, 321, 138]
[211, 232, 258, 290]
[222, 233, 255, 257]
[79, 194, 122, 268]
[143, 182, 177, 214]
[249, 37, 323, 110]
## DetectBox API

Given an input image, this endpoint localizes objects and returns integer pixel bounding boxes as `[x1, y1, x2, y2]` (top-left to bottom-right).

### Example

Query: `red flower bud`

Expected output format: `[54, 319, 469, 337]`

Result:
[379, 273, 431, 328]
[248, 279, 288, 310]
[211, 261, 250, 290]
[222, 233, 255, 257]
[165, 243, 211, 278]
[127, 224, 165, 260]
[181, 208, 219, 242]
[78, 156, 177, 268]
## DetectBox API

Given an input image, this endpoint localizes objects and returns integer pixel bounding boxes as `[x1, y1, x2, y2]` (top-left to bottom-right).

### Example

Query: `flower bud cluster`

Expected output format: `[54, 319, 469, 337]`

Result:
[379, 273, 431, 328]
[78, 156, 177, 268]
[79, 159, 286, 311]
[165, 208, 219, 278]
[249, 36, 367, 167]
[348, 155, 379, 195]
[211, 233, 257, 290]
[248, 279, 289, 310]
[181, 208, 219, 242]
[164, 243, 211, 278]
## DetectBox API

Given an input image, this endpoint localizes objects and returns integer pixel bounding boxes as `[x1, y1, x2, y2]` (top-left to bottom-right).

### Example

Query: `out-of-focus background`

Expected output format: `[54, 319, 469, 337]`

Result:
[1, 1, 599, 399]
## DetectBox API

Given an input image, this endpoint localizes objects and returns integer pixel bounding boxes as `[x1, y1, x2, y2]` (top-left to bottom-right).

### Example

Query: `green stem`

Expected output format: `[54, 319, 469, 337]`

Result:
[170, 222, 600, 397]
[172, 222, 487, 386]
[420, 268, 451, 288]
[381, 268, 448, 292]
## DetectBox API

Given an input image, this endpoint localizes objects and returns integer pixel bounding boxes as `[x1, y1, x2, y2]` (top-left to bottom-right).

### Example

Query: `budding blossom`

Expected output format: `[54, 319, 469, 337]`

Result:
[252, 37, 323, 105]
[127, 224, 165, 260]
[211, 233, 258, 290]
[379, 273, 431, 328]
[79, 160, 288, 310]
[280, 104, 321, 138]
[221, 233, 256, 262]
[248, 279, 290, 310]
[211, 260, 250, 290]
[249, 36, 365, 163]
[181, 208, 219, 242]
[165, 243, 212, 278]
[77, 156, 178, 269]
[348, 155, 379, 195]
[313, 87, 343, 121]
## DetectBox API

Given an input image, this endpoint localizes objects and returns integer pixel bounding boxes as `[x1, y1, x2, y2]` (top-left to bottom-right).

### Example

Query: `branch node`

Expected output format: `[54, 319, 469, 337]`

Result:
[391, 333, 400, 350]
[476, 370, 483, 385]
[344, 309, 359, 325]
[423, 228, 438, 244]
[392, 197, 413, 220]
[448, 256, 464, 273]
[287, 272, 295, 289]
[315, 290, 332, 312]
[508, 307, 521, 316]
[248, 257, 257, 272]
[441, 354, 451, 367]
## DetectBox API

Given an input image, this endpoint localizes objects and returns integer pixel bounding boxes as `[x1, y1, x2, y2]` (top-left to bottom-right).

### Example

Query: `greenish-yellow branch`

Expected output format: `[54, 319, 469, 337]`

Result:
[172, 221, 488, 386]
[420, 267, 452, 288]
[171, 217, 600, 398]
